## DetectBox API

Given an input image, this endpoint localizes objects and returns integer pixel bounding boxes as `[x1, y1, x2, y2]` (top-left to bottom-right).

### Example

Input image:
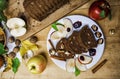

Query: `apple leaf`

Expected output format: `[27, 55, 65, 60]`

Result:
[55, 22, 64, 26]
[100, 10, 106, 18]
[52, 23, 58, 31]
[52, 22, 64, 31]
[0, 11, 7, 22]
[0, 43, 7, 55]
[75, 66, 80, 76]
[12, 58, 20, 73]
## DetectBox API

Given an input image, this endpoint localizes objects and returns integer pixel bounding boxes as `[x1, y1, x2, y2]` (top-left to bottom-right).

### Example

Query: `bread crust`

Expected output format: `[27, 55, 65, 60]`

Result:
[23, 0, 69, 21]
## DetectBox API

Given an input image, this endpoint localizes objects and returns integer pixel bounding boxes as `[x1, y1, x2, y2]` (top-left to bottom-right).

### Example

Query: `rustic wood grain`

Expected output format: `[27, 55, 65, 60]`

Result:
[1, 0, 120, 79]
[13, 0, 89, 40]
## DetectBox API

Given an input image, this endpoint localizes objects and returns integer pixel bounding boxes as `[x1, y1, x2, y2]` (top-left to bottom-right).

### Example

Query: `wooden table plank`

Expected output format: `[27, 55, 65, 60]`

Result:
[16, 0, 90, 40]
[1, 0, 120, 79]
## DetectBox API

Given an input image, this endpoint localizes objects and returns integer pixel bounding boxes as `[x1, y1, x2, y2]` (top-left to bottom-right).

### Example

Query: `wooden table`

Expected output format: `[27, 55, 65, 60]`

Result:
[1, 0, 120, 79]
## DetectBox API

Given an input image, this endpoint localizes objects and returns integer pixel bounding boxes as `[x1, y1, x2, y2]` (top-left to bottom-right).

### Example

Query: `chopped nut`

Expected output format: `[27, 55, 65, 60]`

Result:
[22, 53, 28, 59]
[49, 49, 56, 55]
[13, 46, 20, 53]
[60, 43, 64, 49]
[109, 29, 115, 35]
[95, 32, 102, 38]
[57, 49, 65, 52]
[87, 41, 91, 44]
[8, 52, 16, 59]
[8, 36, 15, 43]
[4, 46, 9, 52]
[97, 38, 104, 44]
[15, 39, 21, 46]
[65, 51, 70, 56]
[91, 25, 98, 31]
[29, 36, 38, 43]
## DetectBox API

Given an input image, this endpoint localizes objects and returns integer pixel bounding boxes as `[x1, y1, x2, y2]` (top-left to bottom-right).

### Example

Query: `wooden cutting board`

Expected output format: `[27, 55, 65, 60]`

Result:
[5, 0, 90, 40]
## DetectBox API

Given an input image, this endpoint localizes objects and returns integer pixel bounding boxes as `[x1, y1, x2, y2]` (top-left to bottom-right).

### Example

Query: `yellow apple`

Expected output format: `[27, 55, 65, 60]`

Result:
[26, 55, 47, 74]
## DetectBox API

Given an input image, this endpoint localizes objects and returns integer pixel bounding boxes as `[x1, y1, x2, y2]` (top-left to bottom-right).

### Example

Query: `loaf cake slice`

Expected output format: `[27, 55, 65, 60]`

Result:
[80, 25, 97, 48]
[56, 38, 74, 55]
[54, 38, 75, 61]
[51, 25, 97, 61]
[68, 31, 88, 54]
[23, 0, 69, 21]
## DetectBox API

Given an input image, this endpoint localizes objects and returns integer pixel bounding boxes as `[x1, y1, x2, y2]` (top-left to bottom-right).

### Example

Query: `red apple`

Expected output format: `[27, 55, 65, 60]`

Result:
[89, 0, 111, 20]
[27, 55, 47, 74]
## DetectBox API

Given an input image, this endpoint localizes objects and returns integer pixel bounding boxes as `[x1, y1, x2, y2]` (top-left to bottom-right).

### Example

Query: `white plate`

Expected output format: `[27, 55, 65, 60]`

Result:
[47, 15, 105, 70]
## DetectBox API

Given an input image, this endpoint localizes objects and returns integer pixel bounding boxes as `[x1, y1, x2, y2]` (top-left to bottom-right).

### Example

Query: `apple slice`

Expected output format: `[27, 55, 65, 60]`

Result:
[50, 31, 67, 40]
[66, 58, 75, 72]
[6, 18, 27, 37]
[56, 25, 65, 33]
[50, 31, 62, 40]
[10, 27, 27, 37]
[77, 54, 93, 64]
[63, 18, 73, 29]
[7, 18, 25, 29]
[75, 58, 87, 71]
[63, 18, 73, 37]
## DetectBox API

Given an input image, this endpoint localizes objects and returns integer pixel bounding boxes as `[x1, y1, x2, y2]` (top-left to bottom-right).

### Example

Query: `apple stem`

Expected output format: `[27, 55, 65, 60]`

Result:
[30, 66, 36, 70]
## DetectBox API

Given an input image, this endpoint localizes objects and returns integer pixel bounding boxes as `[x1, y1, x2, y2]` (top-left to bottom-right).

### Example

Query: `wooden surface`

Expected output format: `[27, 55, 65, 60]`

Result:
[5, 0, 90, 40]
[1, 0, 120, 79]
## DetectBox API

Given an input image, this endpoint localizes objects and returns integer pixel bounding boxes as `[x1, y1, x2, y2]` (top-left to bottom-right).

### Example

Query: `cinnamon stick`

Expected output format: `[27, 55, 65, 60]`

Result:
[48, 39, 56, 52]
[92, 59, 108, 73]
[51, 55, 66, 61]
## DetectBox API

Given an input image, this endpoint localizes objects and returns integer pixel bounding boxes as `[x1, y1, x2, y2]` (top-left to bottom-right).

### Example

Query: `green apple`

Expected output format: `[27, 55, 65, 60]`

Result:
[27, 55, 47, 74]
